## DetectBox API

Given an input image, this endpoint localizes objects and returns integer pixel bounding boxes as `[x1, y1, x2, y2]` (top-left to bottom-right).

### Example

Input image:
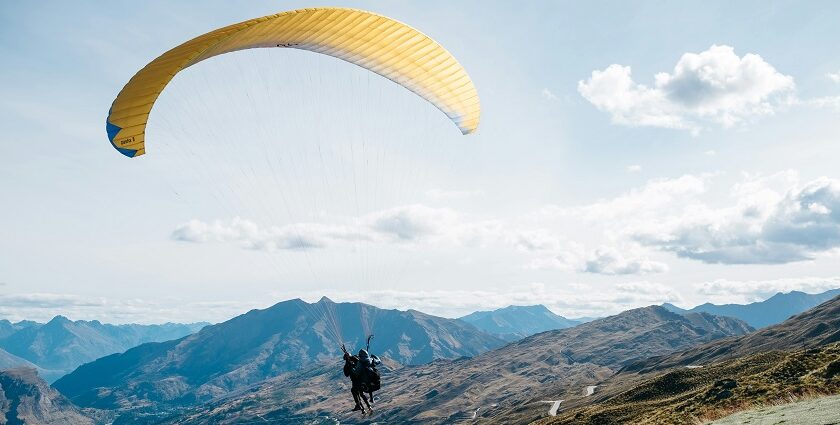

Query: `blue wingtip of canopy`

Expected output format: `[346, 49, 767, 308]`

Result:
[106, 114, 135, 157]
[116, 146, 138, 157]
[106, 118, 121, 143]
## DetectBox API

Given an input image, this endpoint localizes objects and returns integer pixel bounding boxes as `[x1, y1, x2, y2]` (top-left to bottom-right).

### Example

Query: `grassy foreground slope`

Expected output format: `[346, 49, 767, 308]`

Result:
[542, 342, 840, 424]
[709, 393, 840, 425]
[538, 295, 840, 425]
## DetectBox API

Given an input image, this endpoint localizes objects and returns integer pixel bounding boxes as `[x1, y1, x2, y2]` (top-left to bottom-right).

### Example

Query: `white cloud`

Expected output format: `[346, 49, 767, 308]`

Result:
[536, 171, 840, 266]
[0, 293, 264, 324]
[171, 217, 365, 251]
[174, 171, 840, 270]
[631, 172, 840, 264]
[696, 277, 840, 304]
[705, 150, 717, 156]
[370, 205, 451, 241]
[810, 95, 840, 111]
[172, 205, 506, 251]
[3, 276, 835, 324]
[627, 164, 642, 173]
[579, 45, 795, 132]
[583, 246, 669, 275]
[555, 174, 710, 222]
[0, 293, 106, 309]
[524, 242, 668, 276]
[0, 280, 687, 324]
[828, 71, 840, 84]
[512, 230, 564, 253]
[298, 281, 684, 318]
[541, 88, 558, 100]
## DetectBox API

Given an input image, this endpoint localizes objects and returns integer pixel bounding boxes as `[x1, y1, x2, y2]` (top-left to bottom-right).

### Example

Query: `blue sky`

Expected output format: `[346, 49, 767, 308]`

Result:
[2, 1, 840, 323]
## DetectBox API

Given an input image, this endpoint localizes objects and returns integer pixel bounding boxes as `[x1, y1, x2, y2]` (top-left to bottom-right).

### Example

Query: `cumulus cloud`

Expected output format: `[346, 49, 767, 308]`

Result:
[537, 170, 840, 266]
[370, 205, 450, 241]
[579, 45, 795, 132]
[172, 205, 505, 252]
[828, 71, 840, 84]
[524, 241, 668, 276]
[631, 173, 840, 264]
[176, 171, 840, 270]
[583, 247, 669, 275]
[171, 217, 364, 251]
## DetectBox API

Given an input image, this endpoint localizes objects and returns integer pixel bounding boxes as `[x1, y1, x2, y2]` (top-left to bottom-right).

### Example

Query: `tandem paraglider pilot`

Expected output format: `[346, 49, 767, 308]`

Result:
[342, 337, 381, 415]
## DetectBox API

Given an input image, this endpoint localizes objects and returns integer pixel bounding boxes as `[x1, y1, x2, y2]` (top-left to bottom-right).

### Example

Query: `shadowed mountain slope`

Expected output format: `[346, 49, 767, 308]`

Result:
[53, 297, 504, 410]
[0, 316, 206, 381]
[662, 288, 840, 329]
[0, 368, 95, 425]
[459, 305, 580, 341]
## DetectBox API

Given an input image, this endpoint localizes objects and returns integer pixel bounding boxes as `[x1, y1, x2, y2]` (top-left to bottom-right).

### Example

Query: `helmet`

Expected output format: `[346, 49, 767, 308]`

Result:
[358, 349, 369, 358]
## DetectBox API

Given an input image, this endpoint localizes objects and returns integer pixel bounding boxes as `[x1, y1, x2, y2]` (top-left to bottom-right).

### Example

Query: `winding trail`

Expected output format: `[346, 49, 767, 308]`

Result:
[541, 400, 564, 416]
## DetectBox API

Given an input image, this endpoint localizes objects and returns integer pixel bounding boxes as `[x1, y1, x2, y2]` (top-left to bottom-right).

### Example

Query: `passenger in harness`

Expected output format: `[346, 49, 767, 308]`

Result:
[341, 335, 382, 414]
[355, 348, 382, 403]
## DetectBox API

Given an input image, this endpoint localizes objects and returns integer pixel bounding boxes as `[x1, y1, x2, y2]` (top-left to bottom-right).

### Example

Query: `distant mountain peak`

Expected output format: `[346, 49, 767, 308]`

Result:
[317, 296, 335, 304]
[662, 288, 840, 328]
[506, 304, 551, 312]
[459, 304, 579, 341]
[49, 315, 71, 323]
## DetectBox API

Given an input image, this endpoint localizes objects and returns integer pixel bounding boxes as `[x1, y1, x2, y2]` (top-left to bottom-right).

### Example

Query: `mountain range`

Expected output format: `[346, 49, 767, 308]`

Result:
[1, 290, 838, 423]
[662, 289, 840, 328]
[53, 297, 505, 410]
[459, 305, 580, 341]
[156, 306, 752, 424]
[0, 317, 207, 382]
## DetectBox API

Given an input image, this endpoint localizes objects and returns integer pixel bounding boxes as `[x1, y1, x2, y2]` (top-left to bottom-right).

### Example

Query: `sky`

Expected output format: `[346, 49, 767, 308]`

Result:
[2, 1, 840, 324]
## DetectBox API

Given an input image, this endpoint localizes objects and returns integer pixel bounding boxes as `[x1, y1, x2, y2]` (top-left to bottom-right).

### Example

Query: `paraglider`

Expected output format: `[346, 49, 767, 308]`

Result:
[105, 7, 480, 158]
[105, 7, 480, 412]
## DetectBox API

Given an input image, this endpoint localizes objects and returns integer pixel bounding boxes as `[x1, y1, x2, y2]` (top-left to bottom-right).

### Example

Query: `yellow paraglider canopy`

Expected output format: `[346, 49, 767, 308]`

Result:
[106, 7, 481, 157]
